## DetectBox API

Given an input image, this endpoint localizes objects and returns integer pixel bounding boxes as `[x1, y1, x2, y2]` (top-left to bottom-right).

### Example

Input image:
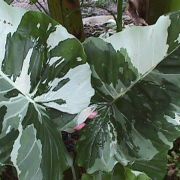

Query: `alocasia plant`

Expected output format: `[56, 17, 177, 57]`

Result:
[76, 12, 180, 179]
[81, 163, 151, 180]
[0, 1, 180, 180]
[0, 1, 94, 180]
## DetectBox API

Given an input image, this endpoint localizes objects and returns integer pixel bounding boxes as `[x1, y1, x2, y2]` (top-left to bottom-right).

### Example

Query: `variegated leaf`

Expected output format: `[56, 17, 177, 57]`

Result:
[76, 12, 180, 179]
[81, 164, 151, 180]
[132, 47, 180, 178]
[0, 1, 94, 180]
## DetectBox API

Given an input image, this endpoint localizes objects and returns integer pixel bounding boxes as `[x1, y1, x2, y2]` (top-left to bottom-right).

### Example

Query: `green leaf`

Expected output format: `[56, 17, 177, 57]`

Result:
[0, 2, 94, 180]
[132, 47, 180, 178]
[81, 164, 151, 180]
[76, 12, 180, 179]
[30, 0, 38, 4]
[3, 0, 14, 5]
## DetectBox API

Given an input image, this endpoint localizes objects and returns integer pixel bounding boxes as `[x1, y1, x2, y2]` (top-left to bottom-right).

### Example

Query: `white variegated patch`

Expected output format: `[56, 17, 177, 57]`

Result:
[131, 170, 147, 177]
[77, 57, 82, 62]
[37, 23, 40, 28]
[91, 66, 123, 99]
[165, 114, 180, 126]
[158, 132, 172, 147]
[0, 2, 95, 116]
[106, 15, 171, 75]
[47, 25, 74, 50]
[131, 125, 158, 160]
[0, 1, 26, 67]
[47, 23, 52, 31]
[86, 121, 119, 174]
[17, 125, 42, 180]
[34, 63, 95, 114]
[10, 122, 23, 175]
[48, 56, 65, 68]
[0, 94, 29, 176]
[1, 95, 29, 135]
[15, 48, 33, 94]
[48, 57, 61, 66]
[177, 33, 180, 43]
[10, 124, 43, 179]
[87, 155, 117, 174]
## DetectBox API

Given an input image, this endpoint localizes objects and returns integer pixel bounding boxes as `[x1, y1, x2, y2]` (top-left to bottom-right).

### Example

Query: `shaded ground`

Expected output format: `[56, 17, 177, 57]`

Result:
[12, 0, 48, 11]
[12, 0, 127, 38]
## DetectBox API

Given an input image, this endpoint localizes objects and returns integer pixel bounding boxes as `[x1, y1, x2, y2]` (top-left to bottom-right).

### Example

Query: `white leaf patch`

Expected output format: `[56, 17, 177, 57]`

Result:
[47, 25, 74, 50]
[1, 95, 29, 134]
[48, 56, 65, 68]
[15, 48, 33, 94]
[87, 122, 118, 174]
[77, 57, 82, 62]
[131, 126, 158, 160]
[106, 15, 171, 75]
[35, 63, 94, 114]
[177, 33, 180, 43]
[165, 113, 180, 126]
[131, 170, 147, 177]
[11, 124, 42, 179]
[10, 122, 23, 175]
[0, 1, 26, 67]
[158, 132, 172, 147]
[48, 57, 61, 66]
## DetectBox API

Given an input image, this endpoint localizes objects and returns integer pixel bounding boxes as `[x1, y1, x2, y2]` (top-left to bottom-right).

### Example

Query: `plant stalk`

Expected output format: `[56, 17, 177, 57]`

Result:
[117, 0, 123, 32]
[71, 165, 77, 180]
[47, 0, 85, 41]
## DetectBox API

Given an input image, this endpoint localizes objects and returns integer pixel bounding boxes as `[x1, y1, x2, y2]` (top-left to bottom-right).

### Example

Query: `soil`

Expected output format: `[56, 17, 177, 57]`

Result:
[0, 166, 18, 180]
[12, 0, 48, 11]
[12, 0, 132, 38]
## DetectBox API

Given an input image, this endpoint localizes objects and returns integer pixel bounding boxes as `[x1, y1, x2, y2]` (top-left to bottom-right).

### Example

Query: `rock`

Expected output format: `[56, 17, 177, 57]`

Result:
[83, 15, 114, 25]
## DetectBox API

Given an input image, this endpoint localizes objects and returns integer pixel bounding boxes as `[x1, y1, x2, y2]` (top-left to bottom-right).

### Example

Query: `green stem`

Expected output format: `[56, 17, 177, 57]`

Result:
[47, 0, 64, 24]
[71, 165, 77, 180]
[117, 0, 123, 32]
[36, 1, 49, 15]
[47, 0, 84, 41]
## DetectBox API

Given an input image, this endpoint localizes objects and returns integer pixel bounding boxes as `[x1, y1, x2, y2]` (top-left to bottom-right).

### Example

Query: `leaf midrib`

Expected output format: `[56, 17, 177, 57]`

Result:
[0, 69, 34, 103]
[110, 63, 164, 105]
